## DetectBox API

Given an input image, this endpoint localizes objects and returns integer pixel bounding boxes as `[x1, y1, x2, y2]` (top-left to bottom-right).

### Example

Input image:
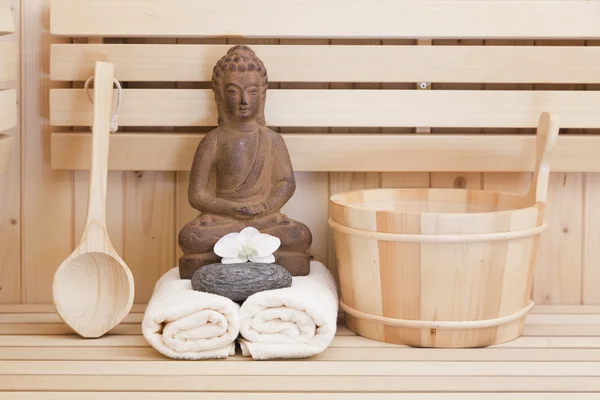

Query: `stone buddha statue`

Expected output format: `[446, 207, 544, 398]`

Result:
[178, 45, 313, 279]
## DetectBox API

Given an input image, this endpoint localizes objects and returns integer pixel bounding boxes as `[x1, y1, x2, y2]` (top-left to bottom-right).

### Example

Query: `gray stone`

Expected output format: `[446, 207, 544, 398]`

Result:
[191, 262, 292, 302]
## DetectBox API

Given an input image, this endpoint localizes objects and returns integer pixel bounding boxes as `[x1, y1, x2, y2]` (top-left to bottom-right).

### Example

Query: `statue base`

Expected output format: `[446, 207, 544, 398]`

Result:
[179, 250, 311, 280]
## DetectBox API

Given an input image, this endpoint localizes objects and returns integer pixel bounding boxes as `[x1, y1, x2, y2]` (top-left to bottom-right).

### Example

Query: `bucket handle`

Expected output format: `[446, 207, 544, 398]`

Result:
[526, 112, 560, 205]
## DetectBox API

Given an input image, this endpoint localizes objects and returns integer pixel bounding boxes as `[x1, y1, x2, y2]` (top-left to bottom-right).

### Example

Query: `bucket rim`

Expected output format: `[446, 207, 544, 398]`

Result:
[328, 218, 548, 243]
[329, 187, 544, 217]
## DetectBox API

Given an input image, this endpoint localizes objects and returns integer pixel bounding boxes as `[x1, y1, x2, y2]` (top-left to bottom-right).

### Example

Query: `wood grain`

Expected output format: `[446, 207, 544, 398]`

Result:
[50, 44, 600, 84]
[21, 0, 75, 303]
[583, 172, 600, 304]
[50, 89, 600, 128]
[0, 0, 13, 35]
[534, 173, 583, 304]
[0, 43, 17, 83]
[50, 133, 600, 173]
[0, 89, 16, 132]
[49, 0, 600, 39]
[0, 0, 19, 304]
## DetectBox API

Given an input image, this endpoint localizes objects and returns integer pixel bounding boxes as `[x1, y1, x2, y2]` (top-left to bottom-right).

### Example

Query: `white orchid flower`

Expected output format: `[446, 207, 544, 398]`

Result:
[214, 227, 281, 264]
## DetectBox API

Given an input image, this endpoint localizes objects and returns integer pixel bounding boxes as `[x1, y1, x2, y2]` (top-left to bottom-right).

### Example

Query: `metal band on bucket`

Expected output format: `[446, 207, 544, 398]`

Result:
[328, 218, 548, 243]
[340, 299, 535, 330]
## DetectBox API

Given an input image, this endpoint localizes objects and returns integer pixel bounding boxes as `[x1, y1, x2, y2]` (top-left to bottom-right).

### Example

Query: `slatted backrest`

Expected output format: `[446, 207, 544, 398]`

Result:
[49, 0, 600, 172]
[0, 0, 17, 175]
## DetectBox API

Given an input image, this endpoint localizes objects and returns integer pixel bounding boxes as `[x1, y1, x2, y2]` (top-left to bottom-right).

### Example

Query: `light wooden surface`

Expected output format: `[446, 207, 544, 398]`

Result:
[49, 0, 600, 39]
[50, 133, 600, 172]
[0, 0, 13, 35]
[0, 88, 16, 132]
[0, 0, 19, 304]
[50, 43, 600, 84]
[1, 0, 598, 307]
[0, 134, 14, 175]
[52, 62, 134, 338]
[49, 89, 600, 128]
[0, 43, 17, 82]
[0, 306, 600, 395]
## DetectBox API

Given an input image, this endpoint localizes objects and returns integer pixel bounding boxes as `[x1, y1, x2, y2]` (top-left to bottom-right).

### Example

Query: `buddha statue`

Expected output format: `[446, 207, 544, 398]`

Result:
[178, 45, 313, 279]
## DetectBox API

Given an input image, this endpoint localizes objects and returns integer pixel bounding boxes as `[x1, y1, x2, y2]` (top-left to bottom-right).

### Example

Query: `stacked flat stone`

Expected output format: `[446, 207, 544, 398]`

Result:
[191, 262, 292, 302]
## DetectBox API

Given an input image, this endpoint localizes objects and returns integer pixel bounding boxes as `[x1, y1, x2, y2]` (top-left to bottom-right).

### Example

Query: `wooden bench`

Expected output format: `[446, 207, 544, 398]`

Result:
[3, 0, 600, 397]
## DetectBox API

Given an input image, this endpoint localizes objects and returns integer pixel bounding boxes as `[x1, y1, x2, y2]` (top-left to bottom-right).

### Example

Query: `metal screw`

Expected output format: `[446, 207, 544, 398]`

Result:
[419, 82, 428, 89]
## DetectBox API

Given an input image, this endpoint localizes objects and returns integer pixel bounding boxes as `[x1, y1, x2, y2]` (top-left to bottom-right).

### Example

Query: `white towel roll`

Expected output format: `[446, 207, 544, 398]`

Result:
[238, 261, 339, 360]
[142, 267, 240, 360]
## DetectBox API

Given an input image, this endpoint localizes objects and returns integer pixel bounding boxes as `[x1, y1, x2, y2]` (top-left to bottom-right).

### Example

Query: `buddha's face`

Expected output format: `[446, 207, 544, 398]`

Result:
[221, 70, 263, 123]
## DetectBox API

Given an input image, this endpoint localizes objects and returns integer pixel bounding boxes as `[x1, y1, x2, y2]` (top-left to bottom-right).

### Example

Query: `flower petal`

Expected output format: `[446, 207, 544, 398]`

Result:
[213, 232, 240, 257]
[238, 226, 260, 243]
[222, 255, 248, 264]
[249, 252, 275, 264]
[251, 233, 281, 257]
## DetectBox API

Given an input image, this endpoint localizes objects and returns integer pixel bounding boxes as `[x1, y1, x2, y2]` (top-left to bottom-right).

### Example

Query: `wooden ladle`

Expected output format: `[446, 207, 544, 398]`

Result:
[53, 61, 134, 338]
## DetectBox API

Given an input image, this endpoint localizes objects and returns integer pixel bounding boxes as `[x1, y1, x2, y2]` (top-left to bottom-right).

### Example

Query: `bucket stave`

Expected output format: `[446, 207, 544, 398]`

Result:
[329, 112, 559, 348]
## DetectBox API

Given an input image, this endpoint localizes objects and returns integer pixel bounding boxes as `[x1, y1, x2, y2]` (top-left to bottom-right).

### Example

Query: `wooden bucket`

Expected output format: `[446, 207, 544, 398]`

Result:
[328, 112, 560, 348]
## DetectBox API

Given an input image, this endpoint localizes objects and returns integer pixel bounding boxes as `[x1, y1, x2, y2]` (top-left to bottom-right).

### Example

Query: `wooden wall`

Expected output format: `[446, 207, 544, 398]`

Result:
[0, 0, 598, 305]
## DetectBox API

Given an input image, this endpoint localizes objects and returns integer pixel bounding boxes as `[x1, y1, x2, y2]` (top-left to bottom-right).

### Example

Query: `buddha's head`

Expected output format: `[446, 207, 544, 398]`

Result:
[212, 45, 268, 127]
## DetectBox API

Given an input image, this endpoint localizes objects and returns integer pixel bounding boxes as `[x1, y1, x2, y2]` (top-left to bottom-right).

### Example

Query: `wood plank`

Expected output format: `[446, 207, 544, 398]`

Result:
[49, 89, 600, 129]
[3, 374, 600, 392]
[123, 170, 175, 303]
[21, 0, 75, 303]
[5, 360, 600, 377]
[6, 394, 600, 400]
[50, 0, 600, 39]
[0, 43, 17, 82]
[0, 323, 141, 335]
[583, 172, 600, 304]
[0, 88, 16, 132]
[0, 313, 143, 324]
[0, 134, 13, 175]
[6, 333, 600, 349]
[535, 173, 583, 304]
[5, 346, 600, 362]
[50, 44, 600, 84]
[0, 304, 147, 313]
[0, 304, 585, 315]
[51, 133, 600, 173]
[3, 323, 599, 337]
[0, 0, 20, 304]
[0, 0, 13, 35]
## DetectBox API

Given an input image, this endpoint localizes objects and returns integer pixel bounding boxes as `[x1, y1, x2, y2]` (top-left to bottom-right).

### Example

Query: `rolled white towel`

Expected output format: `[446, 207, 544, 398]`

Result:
[238, 261, 339, 360]
[142, 267, 240, 360]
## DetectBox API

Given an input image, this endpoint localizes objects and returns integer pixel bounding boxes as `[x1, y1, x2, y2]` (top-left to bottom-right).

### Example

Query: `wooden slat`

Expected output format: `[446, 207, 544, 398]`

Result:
[0, 89, 16, 132]
[0, 43, 17, 83]
[49, 0, 600, 39]
[0, 134, 14, 175]
[49, 89, 600, 128]
[3, 334, 600, 349]
[0, 0, 14, 35]
[0, 304, 147, 313]
[3, 323, 599, 337]
[4, 360, 600, 377]
[6, 394, 600, 400]
[3, 375, 600, 392]
[0, 304, 584, 315]
[0, 313, 143, 324]
[50, 133, 600, 172]
[50, 44, 600, 84]
[5, 346, 600, 362]
[0, 324, 141, 335]
[21, 0, 76, 304]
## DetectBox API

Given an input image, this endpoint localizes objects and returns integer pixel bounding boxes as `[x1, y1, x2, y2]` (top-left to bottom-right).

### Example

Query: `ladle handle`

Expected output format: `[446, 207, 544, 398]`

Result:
[527, 112, 560, 205]
[85, 61, 115, 228]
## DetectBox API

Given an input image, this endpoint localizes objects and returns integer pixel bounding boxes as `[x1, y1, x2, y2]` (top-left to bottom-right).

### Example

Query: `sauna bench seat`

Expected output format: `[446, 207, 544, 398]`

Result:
[0, 305, 599, 398]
